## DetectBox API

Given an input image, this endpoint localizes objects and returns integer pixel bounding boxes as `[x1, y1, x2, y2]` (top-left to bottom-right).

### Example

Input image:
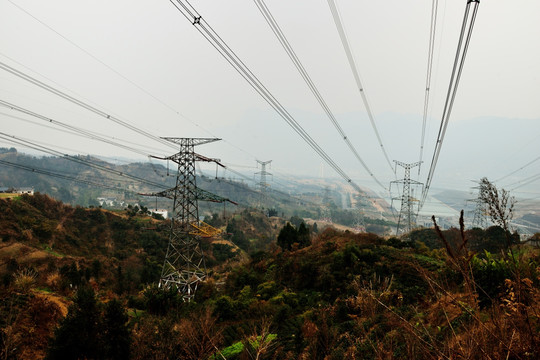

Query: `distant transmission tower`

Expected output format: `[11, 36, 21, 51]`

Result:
[255, 160, 272, 208]
[144, 138, 234, 301]
[468, 183, 489, 229]
[320, 186, 332, 223]
[353, 209, 366, 233]
[391, 161, 423, 236]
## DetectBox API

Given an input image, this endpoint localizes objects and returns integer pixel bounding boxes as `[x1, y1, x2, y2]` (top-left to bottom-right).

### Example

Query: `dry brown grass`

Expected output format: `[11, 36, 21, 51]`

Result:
[411, 212, 540, 359]
[13, 268, 37, 293]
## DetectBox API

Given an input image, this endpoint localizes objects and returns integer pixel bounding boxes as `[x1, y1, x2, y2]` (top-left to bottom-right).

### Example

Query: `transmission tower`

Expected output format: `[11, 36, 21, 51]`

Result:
[352, 194, 367, 233]
[255, 160, 272, 208]
[320, 186, 332, 223]
[390, 161, 423, 236]
[468, 183, 489, 229]
[353, 210, 366, 233]
[144, 138, 235, 301]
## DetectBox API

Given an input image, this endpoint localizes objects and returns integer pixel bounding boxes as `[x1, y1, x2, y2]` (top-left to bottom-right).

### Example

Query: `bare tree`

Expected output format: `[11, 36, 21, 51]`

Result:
[478, 179, 536, 347]
[176, 307, 224, 360]
[240, 317, 275, 360]
[478, 177, 516, 250]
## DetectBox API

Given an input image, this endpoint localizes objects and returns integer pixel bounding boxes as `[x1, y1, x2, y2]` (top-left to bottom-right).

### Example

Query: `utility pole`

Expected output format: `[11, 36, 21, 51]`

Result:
[255, 160, 272, 208]
[391, 161, 423, 237]
[144, 138, 235, 301]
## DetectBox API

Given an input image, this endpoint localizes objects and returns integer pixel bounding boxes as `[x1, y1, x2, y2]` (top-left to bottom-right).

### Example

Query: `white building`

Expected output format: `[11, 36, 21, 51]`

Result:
[151, 209, 169, 219]
[0, 187, 34, 195]
[97, 197, 116, 207]
[16, 187, 34, 195]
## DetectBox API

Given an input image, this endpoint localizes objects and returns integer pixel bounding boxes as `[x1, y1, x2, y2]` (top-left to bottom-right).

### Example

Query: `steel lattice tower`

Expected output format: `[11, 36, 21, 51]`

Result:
[471, 199, 488, 229]
[391, 161, 423, 236]
[354, 210, 366, 233]
[320, 186, 332, 222]
[255, 160, 272, 208]
[145, 138, 234, 301]
[468, 183, 489, 229]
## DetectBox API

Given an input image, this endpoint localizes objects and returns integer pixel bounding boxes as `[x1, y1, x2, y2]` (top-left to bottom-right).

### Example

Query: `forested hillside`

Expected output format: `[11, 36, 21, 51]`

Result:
[0, 148, 395, 234]
[0, 194, 538, 359]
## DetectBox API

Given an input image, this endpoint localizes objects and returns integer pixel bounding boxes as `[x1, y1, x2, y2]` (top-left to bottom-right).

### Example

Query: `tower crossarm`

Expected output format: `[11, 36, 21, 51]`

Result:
[139, 188, 176, 199]
[140, 187, 237, 205]
[195, 187, 238, 205]
[149, 153, 225, 167]
[189, 221, 222, 237]
[161, 137, 221, 147]
[393, 160, 422, 172]
[195, 153, 224, 167]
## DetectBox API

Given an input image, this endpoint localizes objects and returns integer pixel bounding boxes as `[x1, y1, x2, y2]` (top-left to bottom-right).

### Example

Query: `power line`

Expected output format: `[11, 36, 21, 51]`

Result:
[0, 59, 176, 150]
[418, 0, 439, 176]
[219, 162, 324, 205]
[201, 164, 324, 208]
[253, 0, 387, 191]
[0, 132, 168, 190]
[0, 158, 136, 194]
[420, 0, 480, 210]
[1, 110, 97, 142]
[326, 0, 394, 174]
[495, 156, 540, 184]
[0, 99, 162, 157]
[0, 112, 154, 167]
[167, 0, 364, 195]
[1, 110, 165, 158]
[0, 134, 99, 159]
[508, 171, 540, 192]
[6, 1, 261, 165]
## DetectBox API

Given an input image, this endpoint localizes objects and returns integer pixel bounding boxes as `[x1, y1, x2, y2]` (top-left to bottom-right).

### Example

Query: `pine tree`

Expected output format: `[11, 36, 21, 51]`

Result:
[277, 223, 298, 251]
[46, 287, 102, 360]
[298, 222, 311, 248]
[103, 299, 131, 360]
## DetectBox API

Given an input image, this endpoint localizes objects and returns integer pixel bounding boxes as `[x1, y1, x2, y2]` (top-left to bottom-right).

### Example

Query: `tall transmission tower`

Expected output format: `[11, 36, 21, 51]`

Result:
[391, 161, 423, 236]
[144, 138, 235, 301]
[255, 160, 272, 208]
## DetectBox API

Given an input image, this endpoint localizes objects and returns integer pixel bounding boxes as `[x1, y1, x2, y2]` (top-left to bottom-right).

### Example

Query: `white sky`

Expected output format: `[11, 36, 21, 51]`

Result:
[1, 0, 539, 200]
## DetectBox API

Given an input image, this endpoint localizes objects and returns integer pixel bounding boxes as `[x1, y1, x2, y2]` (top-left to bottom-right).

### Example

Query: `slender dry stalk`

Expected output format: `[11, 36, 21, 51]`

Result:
[241, 317, 275, 360]
[432, 211, 477, 306]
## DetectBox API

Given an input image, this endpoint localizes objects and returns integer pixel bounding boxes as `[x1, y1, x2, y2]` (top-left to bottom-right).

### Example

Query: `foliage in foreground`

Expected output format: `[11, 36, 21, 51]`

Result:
[0, 195, 539, 359]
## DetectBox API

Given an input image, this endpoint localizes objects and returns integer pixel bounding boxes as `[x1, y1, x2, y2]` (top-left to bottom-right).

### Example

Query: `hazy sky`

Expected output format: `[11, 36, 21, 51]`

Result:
[1, 0, 539, 200]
